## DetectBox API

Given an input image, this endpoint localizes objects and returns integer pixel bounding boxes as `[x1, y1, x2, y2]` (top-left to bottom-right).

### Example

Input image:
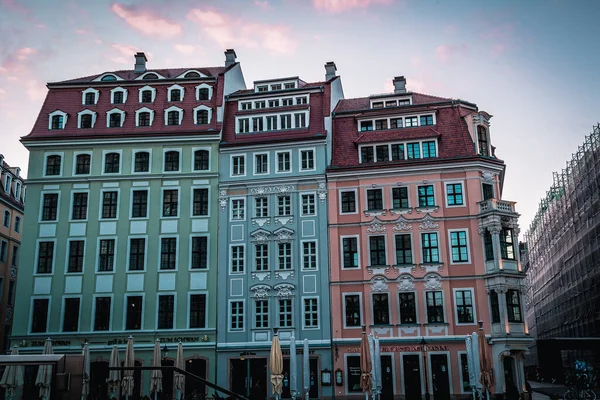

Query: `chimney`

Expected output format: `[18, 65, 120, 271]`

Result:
[225, 49, 237, 67]
[393, 76, 406, 94]
[134, 52, 147, 73]
[325, 61, 337, 81]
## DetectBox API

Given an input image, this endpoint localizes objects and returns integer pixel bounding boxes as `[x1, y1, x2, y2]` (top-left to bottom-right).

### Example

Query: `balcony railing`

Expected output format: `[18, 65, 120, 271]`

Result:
[478, 199, 517, 214]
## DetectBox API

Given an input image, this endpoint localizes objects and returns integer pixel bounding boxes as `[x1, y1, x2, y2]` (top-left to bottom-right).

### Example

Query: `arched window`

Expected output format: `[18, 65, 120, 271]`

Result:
[45, 155, 62, 176]
[477, 125, 489, 156]
[143, 73, 159, 80]
[101, 75, 117, 81]
[14, 216, 21, 233]
[134, 151, 150, 173]
[75, 154, 91, 175]
[164, 151, 180, 172]
[81, 114, 93, 129]
[109, 113, 122, 128]
[198, 88, 209, 100]
[194, 150, 209, 171]
[3, 210, 9, 227]
[51, 115, 64, 129]
[104, 152, 120, 173]
[167, 111, 180, 126]
[170, 89, 181, 102]
[138, 112, 151, 126]
[185, 71, 201, 78]
[196, 110, 209, 125]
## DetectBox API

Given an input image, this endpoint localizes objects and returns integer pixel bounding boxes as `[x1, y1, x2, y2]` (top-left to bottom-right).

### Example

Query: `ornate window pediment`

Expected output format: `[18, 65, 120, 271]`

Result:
[250, 284, 271, 298]
[273, 227, 294, 243]
[423, 273, 442, 290]
[397, 275, 415, 292]
[250, 229, 271, 243]
[370, 276, 389, 292]
[274, 283, 295, 298]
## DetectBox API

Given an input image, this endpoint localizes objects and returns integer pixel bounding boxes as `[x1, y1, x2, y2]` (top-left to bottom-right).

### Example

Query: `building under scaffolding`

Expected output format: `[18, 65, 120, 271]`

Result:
[524, 124, 600, 383]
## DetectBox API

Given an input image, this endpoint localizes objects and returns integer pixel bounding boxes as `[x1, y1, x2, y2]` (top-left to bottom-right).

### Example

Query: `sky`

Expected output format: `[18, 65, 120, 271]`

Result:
[1, 0, 599, 236]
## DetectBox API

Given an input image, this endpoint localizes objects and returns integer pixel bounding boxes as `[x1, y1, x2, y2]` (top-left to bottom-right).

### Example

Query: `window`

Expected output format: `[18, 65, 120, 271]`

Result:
[455, 290, 474, 323]
[294, 113, 306, 128]
[138, 112, 151, 126]
[360, 121, 373, 132]
[460, 354, 470, 392]
[277, 152, 290, 172]
[37, 241, 54, 273]
[418, 185, 435, 207]
[109, 113, 122, 128]
[232, 156, 245, 176]
[129, 238, 145, 271]
[405, 116, 418, 127]
[2, 211, 9, 228]
[255, 154, 268, 174]
[84, 92, 96, 105]
[0, 241, 7, 262]
[278, 243, 292, 270]
[101, 191, 118, 219]
[279, 299, 292, 327]
[131, 190, 148, 218]
[369, 236, 386, 266]
[446, 183, 463, 206]
[426, 291, 444, 323]
[31, 299, 49, 333]
[190, 294, 207, 328]
[113, 91, 124, 104]
[94, 297, 111, 331]
[482, 183, 494, 200]
[80, 114, 93, 129]
[230, 301, 244, 330]
[162, 190, 179, 217]
[341, 191, 356, 213]
[385, 100, 397, 107]
[194, 150, 209, 171]
[372, 102, 383, 109]
[490, 291, 500, 323]
[304, 298, 318, 328]
[301, 194, 316, 216]
[45, 155, 61, 176]
[198, 88, 210, 100]
[376, 145, 389, 162]
[345, 295, 361, 327]
[375, 119, 388, 130]
[390, 118, 403, 129]
[372, 294, 390, 324]
[51, 115, 64, 129]
[421, 233, 439, 263]
[98, 239, 115, 272]
[500, 228, 515, 260]
[283, 98, 293, 106]
[14, 216, 21, 233]
[231, 199, 245, 220]
[271, 84, 282, 91]
[72, 192, 88, 220]
[104, 153, 120, 174]
[238, 118, 250, 133]
[170, 89, 181, 102]
[164, 151, 180, 172]
[255, 243, 269, 271]
[141, 90, 153, 103]
[420, 115, 434, 126]
[266, 115, 277, 130]
[296, 96, 307, 104]
[278, 196, 291, 216]
[361, 146, 374, 163]
[160, 238, 177, 270]
[257, 85, 268, 92]
[342, 237, 359, 269]
[252, 117, 264, 132]
[126, 296, 143, 330]
[422, 141, 436, 158]
[7, 281, 14, 306]
[255, 197, 268, 218]
[484, 230, 494, 261]
[196, 110, 209, 124]
[302, 241, 317, 270]
[231, 246, 244, 273]
[191, 236, 208, 269]
[241, 102, 252, 110]
[395, 234, 412, 265]
[399, 293, 417, 324]
[506, 290, 522, 322]
[392, 187, 409, 209]
[134, 151, 150, 172]
[42, 193, 58, 220]
[11, 245, 18, 266]
[450, 231, 469, 263]
[68, 240, 85, 273]
[157, 295, 175, 329]
[192, 188, 209, 216]
[268, 99, 279, 107]
[367, 189, 383, 210]
[167, 111, 180, 126]
[478, 126, 489, 156]
[255, 299, 269, 328]
[75, 154, 91, 175]
[300, 150, 314, 170]
[62, 298, 80, 332]
[389, 143, 405, 161]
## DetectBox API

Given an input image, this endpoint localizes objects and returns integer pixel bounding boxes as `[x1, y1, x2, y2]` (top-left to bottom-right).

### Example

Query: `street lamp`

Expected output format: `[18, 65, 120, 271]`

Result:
[161, 343, 169, 360]
[420, 338, 431, 400]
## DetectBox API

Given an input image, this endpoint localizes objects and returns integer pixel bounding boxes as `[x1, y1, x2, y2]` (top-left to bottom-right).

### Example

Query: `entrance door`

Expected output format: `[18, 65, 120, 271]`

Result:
[431, 354, 450, 400]
[230, 359, 248, 397]
[504, 356, 518, 397]
[161, 359, 174, 398]
[89, 361, 109, 399]
[249, 358, 268, 399]
[309, 358, 319, 399]
[403, 354, 422, 400]
[186, 358, 207, 397]
[380, 355, 394, 400]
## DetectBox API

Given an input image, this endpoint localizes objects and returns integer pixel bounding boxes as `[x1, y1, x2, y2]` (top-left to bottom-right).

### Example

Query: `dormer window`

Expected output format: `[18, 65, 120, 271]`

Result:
[101, 75, 117, 82]
[257, 85, 268, 92]
[359, 140, 437, 163]
[198, 88, 209, 100]
[360, 121, 373, 132]
[107, 109, 125, 128]
[4, 175, 11, 193]
[282, 98, 293, 106]
[113, 92, 123, 104]
[143, 73, 158, 80]
[165, 106, 183, 126]
[110, 87, 128, 104]
[385, 100, 397, 107]
[141, 91, 152, 103]
[185, 71, 201, 78]
[271, 84, 282, 91]
[420, 115, 434, 126]
[48, 110, 68, 130]
[139, 86, 156, 103]
[372, 102, 384, 109]
[77, 110, 97, 129]
[81, 115, 92, 128]
[478, 126, 489, 156]
[168, 85, 184, 102]
[193, 105, 211, 125]
[135, 107, 154, 127]
[82, 88, 99, 105]
[284, 82, 295, 89]
[241, 102, 252, 110]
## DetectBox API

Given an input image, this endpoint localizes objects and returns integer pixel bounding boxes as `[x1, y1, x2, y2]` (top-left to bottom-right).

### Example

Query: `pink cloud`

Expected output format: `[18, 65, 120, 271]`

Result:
[15, 47, 37, 61]
[0, 47, 38, 77]
[25, 79, 47, 101]
[174, 44, 196, 54]
[436, 44, 468, 62]
[75, 28, 89, 35]
[2, 0, 30, 15]
[0, 88, 6, 97]
[110, 3, 183, 38]
[254, 0, 269, 9]
[312, 0, 392, 13]
[187, 9, 296, 54]
[112, 43, 141, 57]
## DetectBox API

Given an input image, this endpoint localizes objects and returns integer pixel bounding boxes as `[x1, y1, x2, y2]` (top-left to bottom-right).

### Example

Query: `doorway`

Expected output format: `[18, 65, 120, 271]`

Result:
[186, 358, 207, 397]
[90, 361, 109, 399]
[402, 354, 422, 400]
[430, 354, 450, 400]
[504, 356, 517, 395]
[161, 359, 174, 398]
[380, 355, 394, 400]
[230, 357, 267, 398]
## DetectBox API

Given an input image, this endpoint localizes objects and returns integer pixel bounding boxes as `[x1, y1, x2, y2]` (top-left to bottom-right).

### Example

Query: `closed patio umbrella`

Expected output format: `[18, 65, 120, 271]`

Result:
[150, 339, 163, 400]
[107, 345, 120, 398]
[35, 338, 53, 400]
[359, 328, 372, 400]
[173, 342, 185, 400]
[0, 346, 24, 399]
[122, 336, 135, 400]
[303, 339, 309, 400]
[81, 342, 90, 400]
[289, 334, 297, 399]
[478, 327, 495, 400]
[270, 330, 284, 400]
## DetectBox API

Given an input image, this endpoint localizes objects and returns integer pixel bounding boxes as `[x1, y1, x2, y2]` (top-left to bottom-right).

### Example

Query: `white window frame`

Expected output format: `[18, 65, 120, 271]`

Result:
[135, 107, 155, 127]
[158, 235, 179, 271]
[342, 292, 363, 329]
[160, 187, 180, 219]
[254, 152, 269, 175]
[93, 73, 123, 82]
[187, 291, 209, 329]
[453, 287, 477, 326]
[167, 84, 185, 102]
[164, 105, 184, 126]
[398, 290, 419, 324]
[301, 240, 318, 271]
[138, 85, 157, 103]
[48, 110, 68, 130]
[156, 292, 177, 330]
[43, 152, 64, 177]
[276, 241, 293, 271]
[129, 187, 150, 220]
[131, 149, 152, 174]
[69, 189, 90, 222]
[191, 147, 211, 172]
[230, 244, 245, 274]
[101, 149, 123, 175]
[34, 238, 57, 276]
[91, 294, 114, 331]
[189, 236, 210, 270]
[123, 293, 146, 331]
[300, 192, 317, 216]
[0, 239, 8, 262]
[163, 148, 182, 173]
[275, 150, 291, 173]
[340, 235, 361, 270]
[15, 181, 21, 199]
[4, 175, 11, 194]
[195, 83, 212, 101]
[416, 184, 437, 209]
[367, 234, 388, 267]
[254, 298, 270, 328]
[424, 288, 447, 324]
[254, 242, 269, 271]
[391, 185, 411, 209]
[447, 228, 471, 265]
[81, 87, 99, 105]
[420, 231, 441, 264]
[77, 109, 97, 129]
[136, 71, 166, 80]
[39, 190, 61, 223]
[357, 111, 435, 132]
[228, 299, 245, 332]
[230, 154, 246, 177]
[369, 96, 412, 109]
[230, 197, 246, 221]
[28, 296, 52, 334]
[106, 108, 125, 128]
[444, 181, 466, 208]
[110, 87, 128, 104]
[393, 232, 414, 266]
[299, 147, 316, 172]
[302, 296, 320, 329]
[60, 295, 83, 332]
[339, 189, 358, 215]
[190, 186, 211, 218]
[95, 236, 117, 274]
[254, 197, 269, 218]
[126, 235, 148, 272]
[193, 105, 212, 125]
[365, 187, 385, 211]
[72, 151, 92, 176]
[371, 291, 391, 325]
[457, 351, 470, 394]
[277, 298, 293, 328]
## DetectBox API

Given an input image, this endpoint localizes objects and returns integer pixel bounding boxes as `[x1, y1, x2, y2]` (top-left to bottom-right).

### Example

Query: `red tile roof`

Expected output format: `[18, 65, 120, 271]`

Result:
[230, 81, 326, 97]
[334, 92, 452, 113]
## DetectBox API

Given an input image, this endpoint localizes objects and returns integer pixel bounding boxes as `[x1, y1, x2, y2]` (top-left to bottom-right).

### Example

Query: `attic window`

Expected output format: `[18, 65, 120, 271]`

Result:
[51, 115, 64, 129]
[372, 102, 384, 109]
[144, 73, 159, 80]
[185, 72, 201, 78]
[101, 75, 117, 82]
[284, 83, 295, 89]
[257, 85, 268, 92]
[271, 84, 282, 91]
[385, 100, 397, 107]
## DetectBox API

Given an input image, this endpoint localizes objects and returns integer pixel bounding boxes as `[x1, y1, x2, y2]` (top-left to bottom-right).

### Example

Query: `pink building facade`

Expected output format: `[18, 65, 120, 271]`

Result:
[327, 77, 532, 400]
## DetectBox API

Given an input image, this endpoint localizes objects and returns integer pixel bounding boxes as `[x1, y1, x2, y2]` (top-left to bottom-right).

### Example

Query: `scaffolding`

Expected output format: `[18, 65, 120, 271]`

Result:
[524, 124, 600, 379]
